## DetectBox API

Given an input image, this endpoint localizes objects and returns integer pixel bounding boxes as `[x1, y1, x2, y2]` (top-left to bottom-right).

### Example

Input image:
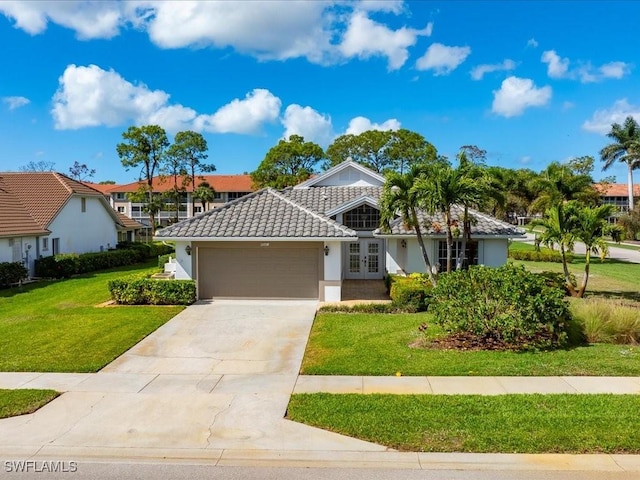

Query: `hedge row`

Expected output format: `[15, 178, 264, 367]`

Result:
[509, 249, 573, 263]
[0, 262, 28, 286]
[108, 275, 196, 305]
[35, 243, 174, 279]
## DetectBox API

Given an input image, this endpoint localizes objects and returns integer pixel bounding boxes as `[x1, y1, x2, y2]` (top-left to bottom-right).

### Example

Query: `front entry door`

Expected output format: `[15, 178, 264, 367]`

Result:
[345, 239, 383, 280]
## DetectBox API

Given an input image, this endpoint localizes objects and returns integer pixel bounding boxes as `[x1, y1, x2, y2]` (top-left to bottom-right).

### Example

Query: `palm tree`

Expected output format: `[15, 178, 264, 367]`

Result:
[531, 203, 577, 296]
[529, 161, 596, 214]
[600, 116, 640, 211]
[193, 181, 216, 213]
[380, 163, 437, 286]
[569, 203, 620, 298]
[455, 151, 489, 270]
[414, 163, 484, 273]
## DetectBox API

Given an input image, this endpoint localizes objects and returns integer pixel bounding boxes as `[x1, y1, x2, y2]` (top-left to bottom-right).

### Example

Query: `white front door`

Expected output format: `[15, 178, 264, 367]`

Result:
[11, 239, 22, 263]
[345, 239, 384, 279]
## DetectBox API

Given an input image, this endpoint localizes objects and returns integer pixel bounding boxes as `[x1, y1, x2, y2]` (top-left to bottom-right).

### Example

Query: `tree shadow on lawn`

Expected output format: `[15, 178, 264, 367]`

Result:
[585, 290, 640, 303]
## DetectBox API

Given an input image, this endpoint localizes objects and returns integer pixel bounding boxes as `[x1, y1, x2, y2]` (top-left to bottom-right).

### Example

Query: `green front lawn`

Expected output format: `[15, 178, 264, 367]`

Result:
[0, 261, 183, 372]
[0, 389, 59, 419]
[301, 313, 640, 376]
[288, 393, 640, 453]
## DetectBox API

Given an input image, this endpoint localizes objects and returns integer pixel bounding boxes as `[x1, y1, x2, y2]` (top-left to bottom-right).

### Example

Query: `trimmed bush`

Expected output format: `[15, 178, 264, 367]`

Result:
[389, 274, 432, 312]
[430, 264, 572, 351]
[108, 275, 196, 305]
[319, 303, 401, 314]
[509, 249, 573, 263]
[0, 262, 28, 286]
[35, 243, 175, 279]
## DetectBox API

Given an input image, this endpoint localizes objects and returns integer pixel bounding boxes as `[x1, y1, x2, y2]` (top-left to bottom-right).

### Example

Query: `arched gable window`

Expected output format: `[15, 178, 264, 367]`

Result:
[343, 204, 380, 230]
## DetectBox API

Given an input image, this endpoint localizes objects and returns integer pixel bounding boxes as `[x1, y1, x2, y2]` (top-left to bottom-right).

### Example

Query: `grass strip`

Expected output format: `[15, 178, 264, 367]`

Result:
[0, 389, 59, 419]
[288, 393, 640, 453]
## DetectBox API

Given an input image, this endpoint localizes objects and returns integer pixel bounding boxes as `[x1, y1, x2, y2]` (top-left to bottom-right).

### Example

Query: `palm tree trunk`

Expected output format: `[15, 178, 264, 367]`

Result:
[412, 209, 437, 287]
[456, 205, 469, 270]
[627, 164, 635, 211]
[560, 244, 578, 297]
[445, 211, 453, 273]
[577, 250, 591, 298]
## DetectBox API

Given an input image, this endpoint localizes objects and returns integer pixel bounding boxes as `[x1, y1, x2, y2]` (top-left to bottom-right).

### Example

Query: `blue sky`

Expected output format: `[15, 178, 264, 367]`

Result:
[1, 1, 639, 184]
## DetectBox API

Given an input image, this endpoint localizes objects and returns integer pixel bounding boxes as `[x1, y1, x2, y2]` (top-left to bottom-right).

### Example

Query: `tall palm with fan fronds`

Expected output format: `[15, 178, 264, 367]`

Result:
[600, 116, 640, 210]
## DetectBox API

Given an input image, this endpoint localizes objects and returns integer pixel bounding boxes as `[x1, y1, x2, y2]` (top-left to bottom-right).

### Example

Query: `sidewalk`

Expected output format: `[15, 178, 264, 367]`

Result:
[2, 372, 640, 395]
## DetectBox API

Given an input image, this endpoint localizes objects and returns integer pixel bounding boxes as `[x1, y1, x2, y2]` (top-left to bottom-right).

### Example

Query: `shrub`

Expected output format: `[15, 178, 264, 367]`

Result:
[535, 271, 576, 296]
[319, 303, 402, 314]
[108, 275, 196, 305]
[389, 275, 432, 312]
[0, 262, 28, 286]
[429, 264, 572, 351]
[35, 243, 175, 278]
[509, 249, 573, 263]
[158, 253, 173, 269]
[570, 298, 640, 344]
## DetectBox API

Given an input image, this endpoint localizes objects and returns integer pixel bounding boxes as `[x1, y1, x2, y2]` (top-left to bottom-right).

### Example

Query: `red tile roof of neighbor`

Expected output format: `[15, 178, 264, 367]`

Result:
[0, 172, 106, 230]
[595, 183, 640, 197]
[0, 176, 50, 237]
[108, 175, 254, 194]
[83, 182, 118, 194]
[114, 211, 144, 230]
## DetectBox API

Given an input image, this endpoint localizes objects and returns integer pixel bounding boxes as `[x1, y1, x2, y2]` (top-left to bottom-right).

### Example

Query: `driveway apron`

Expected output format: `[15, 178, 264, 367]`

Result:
[0, 300, 385, 458]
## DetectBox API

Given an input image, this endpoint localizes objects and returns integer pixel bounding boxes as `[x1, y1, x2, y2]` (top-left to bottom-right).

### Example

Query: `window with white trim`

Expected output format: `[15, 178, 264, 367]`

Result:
[343, 204, 380, 230]
[117, 206, 125, 213]
[437, 240, 478, 271]
[42, 237, 49, 251]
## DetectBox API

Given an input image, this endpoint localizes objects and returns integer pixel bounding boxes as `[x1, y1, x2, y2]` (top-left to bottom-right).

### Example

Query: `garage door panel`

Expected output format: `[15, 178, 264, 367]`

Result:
[198, 245, 320, 299]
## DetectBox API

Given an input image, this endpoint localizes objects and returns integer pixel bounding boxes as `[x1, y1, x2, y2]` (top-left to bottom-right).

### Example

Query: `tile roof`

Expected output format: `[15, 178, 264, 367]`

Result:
[0, 176, 49, 237]
[0, 172, 105, 229]
[377, 204, 525, 237]
[281, 186, 381, 214]
[156, 188, 357, 239]
[114, 211, 145, 230]
[594, 183, 640, 197]
[109, 175, 254, 194]
[83, 182, 118, 195]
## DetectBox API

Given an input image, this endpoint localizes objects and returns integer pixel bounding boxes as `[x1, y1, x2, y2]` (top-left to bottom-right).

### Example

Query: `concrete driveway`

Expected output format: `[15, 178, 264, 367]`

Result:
[0, 300, 385, 460]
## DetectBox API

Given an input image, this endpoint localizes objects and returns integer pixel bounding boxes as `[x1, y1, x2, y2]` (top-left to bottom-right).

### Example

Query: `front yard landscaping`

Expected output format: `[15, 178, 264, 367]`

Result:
[287, 393, 640, 453]
[0, 261, 184, 372]
[301, 312, 640, 376]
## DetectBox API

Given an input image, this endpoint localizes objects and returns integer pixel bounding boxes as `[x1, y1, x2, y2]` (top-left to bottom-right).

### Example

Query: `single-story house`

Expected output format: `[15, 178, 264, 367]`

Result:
[155, 161, 525, 301]
[0, 172, 141, 276]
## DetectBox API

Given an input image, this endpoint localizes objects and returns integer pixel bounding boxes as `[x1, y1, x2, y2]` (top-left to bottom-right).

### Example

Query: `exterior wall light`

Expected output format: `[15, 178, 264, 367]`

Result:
[400, 239, 407, 248]
[324, 245, 330, 256]
[185, 245, 192, 256]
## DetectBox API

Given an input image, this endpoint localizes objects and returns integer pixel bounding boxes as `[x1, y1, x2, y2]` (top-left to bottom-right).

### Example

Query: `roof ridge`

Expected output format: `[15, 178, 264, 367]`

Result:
[267, 188, 356, 235]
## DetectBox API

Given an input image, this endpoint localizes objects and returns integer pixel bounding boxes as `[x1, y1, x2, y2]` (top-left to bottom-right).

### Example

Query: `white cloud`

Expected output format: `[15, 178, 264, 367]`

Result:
[0, 0, 123, 39]
[339, 11, 432, 70]
[281, 105, 333, 146]
[51, 64, 280, 134]
[416, 43, 471, 75]
[599, 61, 631, 79]
[355, 0, 405, 14]
[138, 1, 333, 63]
[491, 76, 552, 117]
[194, 89, 281, 134]
[345, 116, 401, 135]
[2, 95, 30, 110]
[541, 50, 570, 78]
[541, 49, 631, 83]
[582, 99, 640, 134]
[470, 59, 516, 80]
[562, 101, 575, 111]
[527, 38, 538, 48]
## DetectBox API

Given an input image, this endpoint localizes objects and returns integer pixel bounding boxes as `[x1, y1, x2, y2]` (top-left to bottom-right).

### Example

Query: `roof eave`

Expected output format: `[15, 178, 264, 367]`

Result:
[153, 236, 358, 242]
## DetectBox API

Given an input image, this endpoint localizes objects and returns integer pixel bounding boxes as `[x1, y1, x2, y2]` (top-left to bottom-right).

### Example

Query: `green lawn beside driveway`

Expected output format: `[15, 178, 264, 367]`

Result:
[0, 261, 184, 372]
[301, 312, 640, 376]
[0, 389, 59, 419]
[288, 393, 640, 453]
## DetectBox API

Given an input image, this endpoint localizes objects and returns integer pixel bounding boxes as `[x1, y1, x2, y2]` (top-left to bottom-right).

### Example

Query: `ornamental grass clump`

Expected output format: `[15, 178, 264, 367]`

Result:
[429, 263, 572, 351]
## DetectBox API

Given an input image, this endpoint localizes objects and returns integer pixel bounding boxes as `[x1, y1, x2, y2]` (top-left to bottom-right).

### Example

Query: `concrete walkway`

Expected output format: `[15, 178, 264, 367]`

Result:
[0, 299, 639, 472]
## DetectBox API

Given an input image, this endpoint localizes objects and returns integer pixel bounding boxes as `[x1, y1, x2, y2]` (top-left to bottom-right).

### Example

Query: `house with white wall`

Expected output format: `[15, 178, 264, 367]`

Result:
[155, 161, 524, 301]
[0, 172, 133, 276]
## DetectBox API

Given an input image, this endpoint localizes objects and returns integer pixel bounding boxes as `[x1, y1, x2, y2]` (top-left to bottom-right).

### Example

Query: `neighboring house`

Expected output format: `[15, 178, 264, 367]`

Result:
[595, 183, 640, 213]
[155, 161, 524, 301]
[99, 175, 254, 228]
[0, 172, 134, 276]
